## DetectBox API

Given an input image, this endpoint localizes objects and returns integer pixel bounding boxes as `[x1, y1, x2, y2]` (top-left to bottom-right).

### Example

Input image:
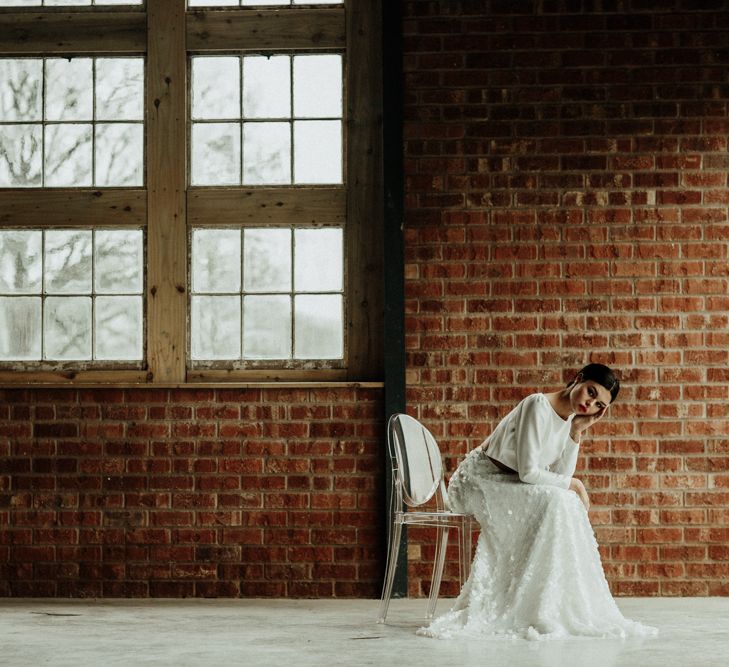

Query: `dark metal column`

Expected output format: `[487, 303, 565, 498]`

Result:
[382, 0, 407, 598]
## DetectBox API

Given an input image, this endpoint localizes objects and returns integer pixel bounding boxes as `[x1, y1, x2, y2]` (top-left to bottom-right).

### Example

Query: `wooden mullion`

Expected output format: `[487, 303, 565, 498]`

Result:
[0, 12, 146, 55]
[187, 187, 345, 226]
[147, 0, 186, 384]
[345, 0, 384, 381]
[0, 189, 146, 227]
[187, 8, 345, 53]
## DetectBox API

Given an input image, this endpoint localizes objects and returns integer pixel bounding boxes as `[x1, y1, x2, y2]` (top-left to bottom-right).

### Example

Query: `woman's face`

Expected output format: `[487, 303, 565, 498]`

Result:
[569, 380, 612, 416]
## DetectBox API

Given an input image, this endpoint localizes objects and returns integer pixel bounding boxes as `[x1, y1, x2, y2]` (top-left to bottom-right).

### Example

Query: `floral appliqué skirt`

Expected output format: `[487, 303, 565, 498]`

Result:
[418, 447, 658, 640]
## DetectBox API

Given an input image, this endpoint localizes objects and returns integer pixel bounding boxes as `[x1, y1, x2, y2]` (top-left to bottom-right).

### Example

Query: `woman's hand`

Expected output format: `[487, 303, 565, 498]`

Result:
[570, 405, 608, 441]
[569, 477, 590, 511]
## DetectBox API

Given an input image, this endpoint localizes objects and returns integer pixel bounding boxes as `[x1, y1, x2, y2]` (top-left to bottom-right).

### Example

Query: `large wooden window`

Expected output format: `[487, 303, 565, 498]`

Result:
[0, 0, 382, 385]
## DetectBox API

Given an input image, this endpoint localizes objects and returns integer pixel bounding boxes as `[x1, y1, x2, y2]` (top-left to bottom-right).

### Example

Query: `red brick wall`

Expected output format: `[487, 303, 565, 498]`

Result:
[404, 0, 729, 596]
[0, 387, 383, 597]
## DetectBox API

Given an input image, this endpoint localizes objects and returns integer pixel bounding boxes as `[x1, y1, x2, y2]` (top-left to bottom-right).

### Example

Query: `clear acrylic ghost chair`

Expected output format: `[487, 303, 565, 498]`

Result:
[377, 413, 475, 623]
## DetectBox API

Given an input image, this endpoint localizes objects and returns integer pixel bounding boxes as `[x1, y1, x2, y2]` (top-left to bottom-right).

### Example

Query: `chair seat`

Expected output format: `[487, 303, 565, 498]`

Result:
[398, 510, 472, 527]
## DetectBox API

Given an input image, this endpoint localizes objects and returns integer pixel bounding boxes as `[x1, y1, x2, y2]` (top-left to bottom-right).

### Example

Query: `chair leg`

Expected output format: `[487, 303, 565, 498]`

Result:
[426, 526, 449, 619]
[377, 520, 403, 623]
[458, 518, 473, 586]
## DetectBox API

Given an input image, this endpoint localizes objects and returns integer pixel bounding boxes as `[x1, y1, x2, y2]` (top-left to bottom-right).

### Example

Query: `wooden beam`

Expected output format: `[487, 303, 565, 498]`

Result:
[187, 369, 348, 383]
[187, 8, 345, 52]
[147, 0, 187, 383]
[0, 190, 146, 227]
[187, 188, 345, 226]
[0, 370, 150, 384]
[345, 0, 384, 381]
[0, 12, 146, 54]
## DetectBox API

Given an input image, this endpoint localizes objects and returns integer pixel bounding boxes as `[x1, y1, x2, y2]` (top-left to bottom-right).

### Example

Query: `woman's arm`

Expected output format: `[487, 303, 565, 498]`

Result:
[514, 396, 573, 489]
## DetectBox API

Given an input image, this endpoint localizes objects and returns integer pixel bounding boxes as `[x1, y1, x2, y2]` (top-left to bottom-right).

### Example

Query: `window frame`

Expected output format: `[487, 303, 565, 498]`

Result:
[0, 0, 383, 386]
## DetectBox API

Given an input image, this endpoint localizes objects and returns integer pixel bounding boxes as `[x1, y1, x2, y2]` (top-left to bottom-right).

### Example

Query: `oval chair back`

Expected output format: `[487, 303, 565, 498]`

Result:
[388, 413, 445, 508]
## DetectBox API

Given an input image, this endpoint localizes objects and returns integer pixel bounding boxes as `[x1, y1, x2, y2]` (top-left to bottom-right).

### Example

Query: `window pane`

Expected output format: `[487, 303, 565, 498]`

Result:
[45, 59, 93, 122]
[243, 228, 291, 292]
[1, 56, 143, 188]
[242, 122, 290, 184]
[192, 229, 241, 293]
[243, 295, 291, 359]
[0, 297, 41, 360]
[191, 295, 240, 359]
[46, 0, 91, 5]
[44, 296, 92, 360]
[95, 230, 143, 294]
[241, 0, 288, 5]
[96, 58, 144, 121]
[189, 0, 237, 5]
[294, 228, 343, 292]
[0, 59, 42, 122]
[243, 55, 290, 119]
[95, 295, 142, 360]
[293, 55, 342, 118]
[44, 230, 92, 295]
[0, 230, 42, 294]
[293, 120, 341, 184]
[191, 123, 240, 185]
[192, 57, 240, 120]
[294, 294, 342, 359]
[44, 124, 93, 187]
[0, 124, 42, 187]
[95, 123, 144, 186]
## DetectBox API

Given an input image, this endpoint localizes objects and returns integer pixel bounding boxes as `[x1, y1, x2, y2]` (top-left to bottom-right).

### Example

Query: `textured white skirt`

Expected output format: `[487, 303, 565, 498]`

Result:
[418, 447, 658, 640]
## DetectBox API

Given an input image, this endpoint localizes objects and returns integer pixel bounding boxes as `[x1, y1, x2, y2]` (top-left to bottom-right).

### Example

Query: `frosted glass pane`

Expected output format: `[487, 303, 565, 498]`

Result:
[95, 229, 143, 294]
[0, 230, 42, 294]
[44, 230, 92, 294]
[243, 295, 291, 359]
[191, 123, 240, 185]
[44, 296, 92, 360]
[294, 228, 342, 292]
[0, 124, 42, 187]
[95, 295, 142, 360]
[0, 59, 42, 121]
[243, 56, 290, 119]
[242, 0, 288, 5]
[294, 0, 342, 3]
[0, 1, 42, 6]
[192, 229, 241, 293]
[46, 0, 91, 5]
[95, 58, 144, 121]
[191, 295, 240, 359]
[243, 228, 290, 292]
[189, 0, 237, 5]
[0, 297, 41, 360]
[95, 123, 143, 186]
[192, 57, 240, 120]
[295, 294, 342, 359]
[293, 55, 342, 118]
[44, 124, 92, 187]
[242, 122, 290, 185]
[97, 0, 144, 4]
[45, 59, 92, 121]
[294, 120, 341, 184]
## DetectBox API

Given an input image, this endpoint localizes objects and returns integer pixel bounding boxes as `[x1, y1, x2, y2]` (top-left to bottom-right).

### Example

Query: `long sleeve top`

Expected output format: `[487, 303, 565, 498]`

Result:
[482, 393, 579, 489]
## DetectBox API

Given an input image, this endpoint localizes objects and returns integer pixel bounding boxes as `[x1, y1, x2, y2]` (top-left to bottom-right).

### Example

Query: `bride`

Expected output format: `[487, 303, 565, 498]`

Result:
[419, 363, 658, 640]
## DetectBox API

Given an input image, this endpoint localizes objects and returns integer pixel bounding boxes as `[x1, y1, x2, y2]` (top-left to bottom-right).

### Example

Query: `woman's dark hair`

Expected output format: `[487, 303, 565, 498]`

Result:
[570, 363, 620, 403]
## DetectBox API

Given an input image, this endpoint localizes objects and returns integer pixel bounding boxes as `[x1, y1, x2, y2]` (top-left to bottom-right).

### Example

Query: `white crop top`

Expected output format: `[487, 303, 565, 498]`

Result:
[482, 393, 579, 489]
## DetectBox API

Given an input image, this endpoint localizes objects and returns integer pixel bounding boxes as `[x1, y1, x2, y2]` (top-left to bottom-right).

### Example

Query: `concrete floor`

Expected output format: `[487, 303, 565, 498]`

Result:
[1, 597, 728, 667]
